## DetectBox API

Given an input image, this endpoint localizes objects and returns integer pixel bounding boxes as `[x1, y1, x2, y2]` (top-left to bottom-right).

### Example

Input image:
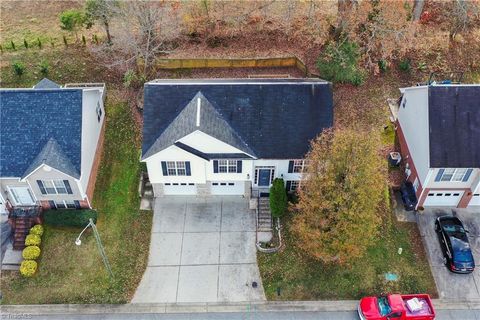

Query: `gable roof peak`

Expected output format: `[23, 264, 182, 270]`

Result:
[33, 78, 61, 89]
[22, 137, 80, 179]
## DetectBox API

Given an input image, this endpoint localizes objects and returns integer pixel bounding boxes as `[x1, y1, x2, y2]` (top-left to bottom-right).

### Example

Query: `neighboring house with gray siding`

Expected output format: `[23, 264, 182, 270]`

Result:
[0, 79, 106, 213]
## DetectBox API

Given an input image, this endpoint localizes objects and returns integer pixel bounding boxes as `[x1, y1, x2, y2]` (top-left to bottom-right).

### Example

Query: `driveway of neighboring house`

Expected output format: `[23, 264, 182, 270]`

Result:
[132, 196, 265, 303]
[417, 207, 480, 300]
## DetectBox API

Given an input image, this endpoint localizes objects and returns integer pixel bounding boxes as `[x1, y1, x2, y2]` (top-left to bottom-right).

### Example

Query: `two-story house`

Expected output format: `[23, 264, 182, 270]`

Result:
[0, 79, 106, 213]
[393, 84, 480, 209]
[141, 78, 333, 197]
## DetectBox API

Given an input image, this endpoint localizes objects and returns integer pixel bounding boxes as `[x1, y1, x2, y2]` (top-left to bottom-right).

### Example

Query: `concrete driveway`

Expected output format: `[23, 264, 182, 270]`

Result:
[417, 207, 480, 300]
[132, 196, 265, 303]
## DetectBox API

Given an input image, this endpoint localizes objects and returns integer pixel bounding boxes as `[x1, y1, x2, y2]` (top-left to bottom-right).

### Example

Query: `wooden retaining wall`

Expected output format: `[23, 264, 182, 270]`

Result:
[155, 56, 310, 76]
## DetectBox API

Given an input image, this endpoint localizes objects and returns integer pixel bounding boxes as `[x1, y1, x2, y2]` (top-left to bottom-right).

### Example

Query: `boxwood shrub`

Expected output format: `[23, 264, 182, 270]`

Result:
[44, 209, 97, 227]
[30, 224, 44, 236]
[22, 245, 41, 260]
[20, 260, 38, 277]
[25, 234, 41, 246]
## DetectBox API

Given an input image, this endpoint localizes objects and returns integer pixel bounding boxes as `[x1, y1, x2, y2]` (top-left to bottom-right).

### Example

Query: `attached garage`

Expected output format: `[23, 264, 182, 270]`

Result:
[469, 193, 480, 207]
[163, 183, 197, 195]
[424, 190, 464, 207]
[210, 181, 245, 195]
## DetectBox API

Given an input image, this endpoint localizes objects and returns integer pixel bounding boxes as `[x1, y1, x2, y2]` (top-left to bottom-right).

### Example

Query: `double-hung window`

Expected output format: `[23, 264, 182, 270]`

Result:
[164, 161, 190, 176]
[293, 160, 305, 173]
[436, 168, 473, 182]
[218, 160, 238, 173]
[37, 180, 73, 195]
[288, 180, 300, 192]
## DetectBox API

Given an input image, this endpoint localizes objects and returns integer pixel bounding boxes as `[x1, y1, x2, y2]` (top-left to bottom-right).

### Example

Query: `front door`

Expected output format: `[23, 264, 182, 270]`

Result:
[258, 169, 271, 187]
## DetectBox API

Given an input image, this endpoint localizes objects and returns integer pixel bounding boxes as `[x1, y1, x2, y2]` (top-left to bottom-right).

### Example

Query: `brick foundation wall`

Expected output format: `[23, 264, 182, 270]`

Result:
[458, 189, 473, 208]
[85, 119, 106, 204]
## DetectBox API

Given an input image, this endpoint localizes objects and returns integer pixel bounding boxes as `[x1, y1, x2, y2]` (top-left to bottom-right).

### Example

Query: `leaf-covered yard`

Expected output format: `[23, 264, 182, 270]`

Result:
[1, 96, 152, 304]
[258, 210, 437, 300]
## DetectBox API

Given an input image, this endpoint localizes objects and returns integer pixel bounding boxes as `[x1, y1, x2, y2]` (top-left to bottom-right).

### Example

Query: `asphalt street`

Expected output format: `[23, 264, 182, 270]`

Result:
[2, 309, 477, 320]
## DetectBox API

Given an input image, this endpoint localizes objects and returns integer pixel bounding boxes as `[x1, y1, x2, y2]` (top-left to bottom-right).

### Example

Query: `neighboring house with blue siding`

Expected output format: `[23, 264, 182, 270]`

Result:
[141, 78, 333, 197]
[0, 79, 106, 213]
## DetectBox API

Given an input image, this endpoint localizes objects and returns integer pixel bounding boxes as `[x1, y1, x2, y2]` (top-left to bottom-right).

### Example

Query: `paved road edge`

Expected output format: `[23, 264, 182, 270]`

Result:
[2, 299, 480, 315]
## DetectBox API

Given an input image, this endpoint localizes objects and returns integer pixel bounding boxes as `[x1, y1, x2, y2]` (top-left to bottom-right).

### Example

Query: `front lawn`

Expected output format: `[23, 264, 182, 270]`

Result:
[1, 97, 152, 304]
[258, 207, 437, 300]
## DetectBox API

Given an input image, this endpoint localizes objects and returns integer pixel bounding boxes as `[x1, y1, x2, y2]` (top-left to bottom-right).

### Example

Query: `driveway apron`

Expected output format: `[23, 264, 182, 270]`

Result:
[132, 196, 266, 303]
[417, 207, 480, 300]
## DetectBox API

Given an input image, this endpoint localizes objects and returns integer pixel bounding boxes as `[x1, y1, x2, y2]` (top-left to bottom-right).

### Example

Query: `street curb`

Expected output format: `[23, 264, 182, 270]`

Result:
[2, 299, 480, 315]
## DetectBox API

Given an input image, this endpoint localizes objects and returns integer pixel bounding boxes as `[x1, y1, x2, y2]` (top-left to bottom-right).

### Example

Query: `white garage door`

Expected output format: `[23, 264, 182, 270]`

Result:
[163, 183, 197, 195]
[469, 193, 480, 206]
[210, 182, 245, 195]
[424, 190, 464, 207]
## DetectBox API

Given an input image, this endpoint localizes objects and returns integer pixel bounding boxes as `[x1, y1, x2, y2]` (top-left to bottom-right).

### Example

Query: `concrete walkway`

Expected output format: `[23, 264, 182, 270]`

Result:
[132, 196, 265, 303]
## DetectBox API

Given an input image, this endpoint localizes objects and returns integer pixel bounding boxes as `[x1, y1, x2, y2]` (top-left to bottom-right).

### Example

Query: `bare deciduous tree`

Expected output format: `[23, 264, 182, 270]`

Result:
[412, 0, 425, 21]
[105, 1, 180, 76]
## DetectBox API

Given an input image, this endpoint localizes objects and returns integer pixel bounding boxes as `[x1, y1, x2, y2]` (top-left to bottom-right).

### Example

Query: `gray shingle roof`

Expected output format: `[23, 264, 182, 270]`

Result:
[33, 78, 61, 89]
[22, 138, 80, 179]
[143, 91, 256, 159]
[0, 82, 82, 178]
[142, 79, 333, 160]
[428, 85, 480, 168]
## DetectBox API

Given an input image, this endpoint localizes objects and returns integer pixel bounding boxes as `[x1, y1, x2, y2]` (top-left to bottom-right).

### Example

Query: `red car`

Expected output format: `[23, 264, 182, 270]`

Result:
[358, 294, 435, 320]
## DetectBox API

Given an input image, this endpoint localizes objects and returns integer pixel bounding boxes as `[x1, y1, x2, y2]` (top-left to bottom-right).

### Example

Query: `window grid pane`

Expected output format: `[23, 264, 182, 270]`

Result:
[440, 169, 455, 182]
[228, 160, 237, 173]
[43, 180, 56, 194]
[53, 180, 67, 194]
[293, 160, 304, 173]
[452, 169, 467, 182]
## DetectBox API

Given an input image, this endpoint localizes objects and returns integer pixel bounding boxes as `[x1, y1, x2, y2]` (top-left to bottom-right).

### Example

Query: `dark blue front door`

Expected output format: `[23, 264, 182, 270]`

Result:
[258, 169, 271, 186]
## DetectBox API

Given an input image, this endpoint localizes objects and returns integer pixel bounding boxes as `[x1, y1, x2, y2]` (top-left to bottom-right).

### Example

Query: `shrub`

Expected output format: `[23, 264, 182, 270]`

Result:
[22, 246, 41, 260]
[20, 260, 38, 277]
[12, 61, 25, 76]
[39, 60, 50, 75]
[399, 58, 411, 72]
[269, 178, 288, 218]
[30, 224, 44, 236]
[378, 60, 388, 72]
[317, 39, 365, 86]
[123, 70, 137, 88]
[44, 209, 97, 227]
[25, 234, 41, 246]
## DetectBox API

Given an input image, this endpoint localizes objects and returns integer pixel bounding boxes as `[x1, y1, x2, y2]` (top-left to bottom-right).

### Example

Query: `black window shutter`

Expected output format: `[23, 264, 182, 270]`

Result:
[63, 180, 73, 194]
[288, 161, 294, 173]
[237, 160, 242, 173]
[74, 200, 81, 209]
[37, 180, 46, 194]
[48, 200, 56, 209]
[286, 181, 292, 192]
[185, 162, 191, 176]
[161, 161, 168, 176]
[463, 169, 473, 182]
[213, 160, 219, 173]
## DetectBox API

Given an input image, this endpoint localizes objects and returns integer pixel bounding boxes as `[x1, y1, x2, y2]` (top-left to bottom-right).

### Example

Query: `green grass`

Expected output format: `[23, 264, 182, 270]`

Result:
[1, 97, 152, 304]
[0, 47, 112, 88]
[258, 210, 437, 300]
